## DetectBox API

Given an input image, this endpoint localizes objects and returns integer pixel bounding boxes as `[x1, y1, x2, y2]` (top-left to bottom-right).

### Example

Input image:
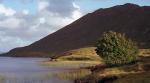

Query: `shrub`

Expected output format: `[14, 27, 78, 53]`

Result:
[95, 31, 139, 66]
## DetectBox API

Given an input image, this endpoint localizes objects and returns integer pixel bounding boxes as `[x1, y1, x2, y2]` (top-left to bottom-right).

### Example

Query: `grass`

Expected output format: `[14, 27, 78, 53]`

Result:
[139, 49, 150, 56]
[58, 47, 97, 56]
[42, 47, 103, 68]
[57, 48, 150, 61]
[75, 56, 150, 83]
[114, 72, 150, 83]
[55, 69, 91, 80]
[111, 56, 150, 82]
[43, 47, 150, 82]
[57, 47, 101, 61]
[58, 54, 101, 61]
[42, 61, 101, 68]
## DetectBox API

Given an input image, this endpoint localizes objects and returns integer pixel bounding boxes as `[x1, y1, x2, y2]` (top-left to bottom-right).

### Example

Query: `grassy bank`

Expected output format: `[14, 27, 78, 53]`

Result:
[75, 56, 150, 83]
[42, 47, 150, 83]
[42, 61, 101, 68]
[42, 47, 102, 68]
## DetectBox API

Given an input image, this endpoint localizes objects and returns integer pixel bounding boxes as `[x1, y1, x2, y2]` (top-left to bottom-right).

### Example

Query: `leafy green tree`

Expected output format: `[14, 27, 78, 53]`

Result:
[95, 31, 139, 66]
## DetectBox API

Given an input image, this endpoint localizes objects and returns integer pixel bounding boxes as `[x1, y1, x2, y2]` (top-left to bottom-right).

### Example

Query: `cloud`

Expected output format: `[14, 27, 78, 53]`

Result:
[0, 4, 16, 16]
[0, 17, 22, 29]
[38, 0, 49, 11]
[41, 0, 77, 17]
[38, 0, 82, 27]
[22, 9, 29, 15]
[0, 0, 83, 52]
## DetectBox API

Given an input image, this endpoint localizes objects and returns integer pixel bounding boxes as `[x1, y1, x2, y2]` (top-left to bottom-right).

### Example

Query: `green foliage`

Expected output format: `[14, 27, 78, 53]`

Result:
[95, 31, 139, 66]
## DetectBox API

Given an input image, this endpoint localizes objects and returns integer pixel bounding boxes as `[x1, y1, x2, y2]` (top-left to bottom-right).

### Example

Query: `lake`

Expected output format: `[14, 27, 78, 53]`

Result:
[0, 57, 73, 83]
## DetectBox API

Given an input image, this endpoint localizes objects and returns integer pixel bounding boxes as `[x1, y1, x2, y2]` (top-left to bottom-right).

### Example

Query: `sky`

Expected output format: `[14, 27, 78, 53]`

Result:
[0, 0, 150, 52]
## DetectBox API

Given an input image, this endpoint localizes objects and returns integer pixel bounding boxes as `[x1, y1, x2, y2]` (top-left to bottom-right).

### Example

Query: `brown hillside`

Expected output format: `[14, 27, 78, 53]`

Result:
[2, 3, 150, 57]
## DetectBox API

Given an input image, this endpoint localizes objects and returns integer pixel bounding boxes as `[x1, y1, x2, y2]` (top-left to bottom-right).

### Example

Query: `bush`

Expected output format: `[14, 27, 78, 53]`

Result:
[95, 31, 139, 66]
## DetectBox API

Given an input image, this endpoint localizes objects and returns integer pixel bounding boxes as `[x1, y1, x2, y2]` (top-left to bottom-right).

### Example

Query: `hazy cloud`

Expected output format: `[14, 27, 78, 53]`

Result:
[0, 4, 16, 16]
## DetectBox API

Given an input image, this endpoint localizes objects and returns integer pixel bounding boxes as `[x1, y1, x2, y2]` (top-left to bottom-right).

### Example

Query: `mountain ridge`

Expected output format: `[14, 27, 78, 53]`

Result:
[1, 3, 150, 58]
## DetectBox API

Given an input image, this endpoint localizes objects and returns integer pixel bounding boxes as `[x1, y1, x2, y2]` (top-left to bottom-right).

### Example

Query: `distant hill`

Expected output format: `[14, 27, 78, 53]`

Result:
[1, 3, 150, 58]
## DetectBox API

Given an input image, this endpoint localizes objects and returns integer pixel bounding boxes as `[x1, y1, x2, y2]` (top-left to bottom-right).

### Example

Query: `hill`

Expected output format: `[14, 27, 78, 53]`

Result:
[1, 3, 150, 57]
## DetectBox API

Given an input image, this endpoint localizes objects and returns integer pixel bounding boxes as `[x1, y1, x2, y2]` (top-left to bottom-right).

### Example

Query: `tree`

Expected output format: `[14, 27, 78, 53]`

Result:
[95, 31, 139, 66]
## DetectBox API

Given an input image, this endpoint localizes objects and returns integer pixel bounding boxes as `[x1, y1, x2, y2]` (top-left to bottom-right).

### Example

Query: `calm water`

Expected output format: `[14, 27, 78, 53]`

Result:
[0, 57, 73, 83]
